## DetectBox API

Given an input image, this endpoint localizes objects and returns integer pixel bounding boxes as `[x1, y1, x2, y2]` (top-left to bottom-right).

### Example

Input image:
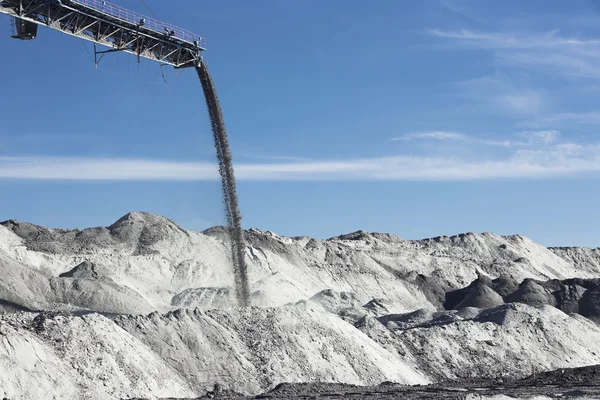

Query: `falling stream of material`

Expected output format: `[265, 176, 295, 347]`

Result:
[196, 60, 250, 307]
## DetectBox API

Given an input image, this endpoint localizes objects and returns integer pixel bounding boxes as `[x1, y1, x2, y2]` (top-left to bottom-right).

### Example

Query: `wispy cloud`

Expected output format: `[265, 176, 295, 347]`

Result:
[541, 112, 600, 125]
[392, 130, 541, 148]
[427, 28, 600, 78]
[0, 157, 219, 180]
[457, 75, 547, 116]
[499, 92, 546, 115]
[426, 29, 600, 51]
[427, 27, 600, 127]
[238, 153, 311, 162]
[518, 130, 560, 144]
[441, 1, 486, 23]
[392, 131, 467, 141]
[1, 143, 599, 182]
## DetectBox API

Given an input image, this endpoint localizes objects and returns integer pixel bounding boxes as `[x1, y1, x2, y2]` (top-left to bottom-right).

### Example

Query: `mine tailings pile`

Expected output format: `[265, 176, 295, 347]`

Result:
[196, 60, 250, 307]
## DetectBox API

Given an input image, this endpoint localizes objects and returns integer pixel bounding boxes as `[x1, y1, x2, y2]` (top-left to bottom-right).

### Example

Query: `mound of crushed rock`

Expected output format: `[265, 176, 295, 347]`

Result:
[0, 303, 428, 399]
[3, 302, 600, 399]
[1, 212, 599, 315]
[1, 212, 189, 256]
[2, 212, 600, 399]
[445, 276, 600, 322]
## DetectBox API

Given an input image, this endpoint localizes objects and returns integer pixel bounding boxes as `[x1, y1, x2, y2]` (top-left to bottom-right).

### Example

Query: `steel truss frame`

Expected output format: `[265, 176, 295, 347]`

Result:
[0, 0, 205, 68]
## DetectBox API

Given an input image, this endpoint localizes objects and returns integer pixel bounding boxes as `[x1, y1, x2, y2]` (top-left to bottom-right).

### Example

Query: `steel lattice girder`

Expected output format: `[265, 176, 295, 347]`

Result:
[0, 0, 205, 68]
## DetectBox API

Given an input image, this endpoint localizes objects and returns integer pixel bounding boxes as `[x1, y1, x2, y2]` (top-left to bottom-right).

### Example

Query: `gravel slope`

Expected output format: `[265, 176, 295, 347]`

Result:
[1, 213, 600, 399]
[1, 212, 599, 314]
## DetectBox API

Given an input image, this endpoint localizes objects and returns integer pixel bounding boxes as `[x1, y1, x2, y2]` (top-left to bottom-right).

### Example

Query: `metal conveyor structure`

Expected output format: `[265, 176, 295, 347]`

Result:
[0, 0, 207, 68]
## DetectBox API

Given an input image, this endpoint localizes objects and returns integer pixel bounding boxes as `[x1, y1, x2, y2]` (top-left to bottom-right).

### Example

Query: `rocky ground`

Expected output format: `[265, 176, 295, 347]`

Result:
[1, 212, 600, 399]
[150, 366, 600, 399]
[243, 365, 600, 399]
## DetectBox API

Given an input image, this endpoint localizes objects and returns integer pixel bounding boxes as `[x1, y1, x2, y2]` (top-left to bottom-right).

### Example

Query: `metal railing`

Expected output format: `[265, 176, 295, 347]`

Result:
[71, 0, 207, 48]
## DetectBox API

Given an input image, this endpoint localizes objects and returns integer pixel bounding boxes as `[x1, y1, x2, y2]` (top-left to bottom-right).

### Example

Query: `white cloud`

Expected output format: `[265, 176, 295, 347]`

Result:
[496, 52, 600, 79]
[426, 28, 600, 51]
[499, 92, 546, 115]
[427, 28, 600, 78]
[392, 131, 467, 141]
[457, 75, 547, 116]
[518, 130, 561, 144]
[239, 154, 311, 162]
[441, 1, 486, 23]
[1, 144, 599, 182]
[0, 157, 219, 180]
[393, 131, 524, 148]
[542, 112, 600, 125]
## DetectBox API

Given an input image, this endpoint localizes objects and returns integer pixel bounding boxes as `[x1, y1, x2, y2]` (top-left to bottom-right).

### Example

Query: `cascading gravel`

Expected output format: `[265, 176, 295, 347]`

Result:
[196, 60, 250, 307]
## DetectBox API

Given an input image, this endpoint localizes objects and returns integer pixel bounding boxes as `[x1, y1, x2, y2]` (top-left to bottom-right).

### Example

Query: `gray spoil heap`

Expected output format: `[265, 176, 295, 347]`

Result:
[196, 59, 250, 307]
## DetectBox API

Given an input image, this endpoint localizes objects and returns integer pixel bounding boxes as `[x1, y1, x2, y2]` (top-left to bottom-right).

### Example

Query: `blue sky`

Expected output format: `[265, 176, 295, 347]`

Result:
[1, 0, 600, 247]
